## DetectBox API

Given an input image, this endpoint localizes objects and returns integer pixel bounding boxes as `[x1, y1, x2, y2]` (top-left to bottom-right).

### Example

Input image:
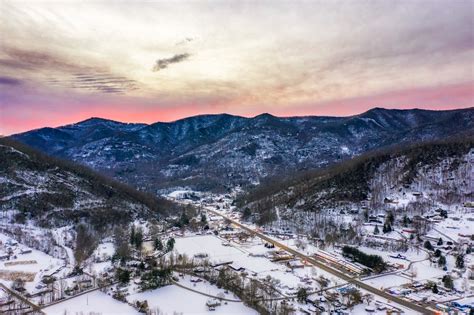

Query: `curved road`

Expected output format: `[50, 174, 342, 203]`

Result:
[208, 208, 435, 315]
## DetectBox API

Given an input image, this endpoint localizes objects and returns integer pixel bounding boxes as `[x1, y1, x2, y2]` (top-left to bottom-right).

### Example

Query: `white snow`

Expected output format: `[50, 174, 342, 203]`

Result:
[44, 290, 139, 315]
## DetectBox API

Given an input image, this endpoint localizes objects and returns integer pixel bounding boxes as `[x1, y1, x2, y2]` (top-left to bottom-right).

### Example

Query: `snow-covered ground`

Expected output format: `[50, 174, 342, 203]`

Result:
[0, 232, 65, 292]
[175, 235, 342, 292]
[433, 213, 474, 243]
[43, 290, 139, 315]
[127, 283, 257, 315]
[363, 274, 412, 289]
[357, 246, 427, 268]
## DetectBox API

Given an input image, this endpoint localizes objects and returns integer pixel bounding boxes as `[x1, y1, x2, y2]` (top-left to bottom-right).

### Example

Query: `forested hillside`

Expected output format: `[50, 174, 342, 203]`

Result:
[0, 138, 183, 229]
[236, 137, 473, 226]
[14, 108, 474, 192]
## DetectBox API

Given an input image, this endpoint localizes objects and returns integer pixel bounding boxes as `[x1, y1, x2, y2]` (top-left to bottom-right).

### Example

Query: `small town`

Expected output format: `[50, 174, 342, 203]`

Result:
[0, 189, 472, 315]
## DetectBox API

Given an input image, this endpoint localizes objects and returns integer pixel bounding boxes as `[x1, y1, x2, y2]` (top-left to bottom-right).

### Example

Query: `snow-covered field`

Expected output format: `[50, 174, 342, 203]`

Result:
[44, 290, 139, 315]
[433, 213, 474, 243]
[363, 274, 412, 289]
[127, 283, 257, 315]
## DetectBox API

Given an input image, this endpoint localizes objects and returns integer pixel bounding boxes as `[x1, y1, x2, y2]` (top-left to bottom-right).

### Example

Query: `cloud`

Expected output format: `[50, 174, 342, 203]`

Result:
[152, 53, 190, 72]
[0, 76, 22, 86]
[0, 46, 138, 94]
[66, 73, 139, 94]
[1, 47, 82, 72]
[175, 37, 194, 46]
[49, 72, 139, 94]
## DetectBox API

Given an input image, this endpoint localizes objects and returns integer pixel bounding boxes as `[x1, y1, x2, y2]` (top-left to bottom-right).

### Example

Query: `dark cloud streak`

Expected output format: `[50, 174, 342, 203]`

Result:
[55, 73, 139, 94]
[152, 53, 190, 72]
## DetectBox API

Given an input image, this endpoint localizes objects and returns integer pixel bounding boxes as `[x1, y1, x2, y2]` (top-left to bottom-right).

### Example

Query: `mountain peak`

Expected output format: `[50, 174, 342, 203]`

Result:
[75, 117, 123, 125]
[254, 113, 276, 119]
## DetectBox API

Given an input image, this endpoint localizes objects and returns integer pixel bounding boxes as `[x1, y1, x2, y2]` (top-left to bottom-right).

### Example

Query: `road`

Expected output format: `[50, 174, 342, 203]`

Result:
[0, 283, 45, 314]
[207, 208, 435, 315]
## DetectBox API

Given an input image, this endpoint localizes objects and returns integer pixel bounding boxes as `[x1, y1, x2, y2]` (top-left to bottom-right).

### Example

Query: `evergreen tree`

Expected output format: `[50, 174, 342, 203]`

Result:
[386, 211, 394, 225]
[134, 227, 144, 250]
[402, 215, 410, 227]
[434, 249, 441, 258]
[242, 207, 252, 220]
[383, 223, 392, 234]
[166, 238, 175, 252]
[456, 254, 465, 269]
[437, 238, 443, 246]
[130, 225, 136, 245]
[180, 211, 189, 226]
[374, 225, 380, 235]
[432, 283, 439, 294]
[424, 240, 433, 251]
[442, 275, 454, 290]
[438, 255, 446, 266]
[154, 237, 163, 251]
[297, 288, 308, 303]
[116, 268, 131, 284]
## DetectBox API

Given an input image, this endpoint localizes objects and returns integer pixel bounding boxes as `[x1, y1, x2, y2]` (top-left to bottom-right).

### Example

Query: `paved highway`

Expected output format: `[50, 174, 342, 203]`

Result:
[207, 208, 435, 315]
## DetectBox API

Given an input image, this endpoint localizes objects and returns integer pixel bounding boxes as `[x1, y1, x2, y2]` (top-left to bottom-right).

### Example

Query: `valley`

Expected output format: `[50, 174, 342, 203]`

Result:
[1, 109, 473, 315]
[0, 185, 473, 315]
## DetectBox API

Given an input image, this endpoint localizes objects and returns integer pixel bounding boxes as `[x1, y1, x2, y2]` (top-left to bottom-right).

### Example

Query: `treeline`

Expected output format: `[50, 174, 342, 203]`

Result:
[342, 246, 387, 273]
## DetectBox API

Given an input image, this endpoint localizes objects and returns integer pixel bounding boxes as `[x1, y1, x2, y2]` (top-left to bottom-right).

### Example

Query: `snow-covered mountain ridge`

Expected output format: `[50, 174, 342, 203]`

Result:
[13, 107, 474, 192]
[236, 138, 473, 225]
[0, 138, 180, 228]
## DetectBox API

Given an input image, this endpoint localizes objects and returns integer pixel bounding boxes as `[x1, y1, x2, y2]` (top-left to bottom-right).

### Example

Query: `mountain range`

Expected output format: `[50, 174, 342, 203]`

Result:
[13, 107, 474, 192]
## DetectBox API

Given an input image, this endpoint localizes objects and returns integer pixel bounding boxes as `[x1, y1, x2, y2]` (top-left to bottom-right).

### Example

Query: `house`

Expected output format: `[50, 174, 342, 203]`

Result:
[206, 298, 221, 311]
[287, 260, 304, 269]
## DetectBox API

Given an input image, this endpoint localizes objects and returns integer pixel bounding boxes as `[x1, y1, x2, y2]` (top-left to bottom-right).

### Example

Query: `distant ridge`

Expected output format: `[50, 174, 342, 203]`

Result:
[12, 107, 474, 192]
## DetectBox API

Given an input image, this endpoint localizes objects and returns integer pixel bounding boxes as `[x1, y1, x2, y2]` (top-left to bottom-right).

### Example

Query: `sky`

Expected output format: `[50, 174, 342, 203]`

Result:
[0, 0, 473, 135]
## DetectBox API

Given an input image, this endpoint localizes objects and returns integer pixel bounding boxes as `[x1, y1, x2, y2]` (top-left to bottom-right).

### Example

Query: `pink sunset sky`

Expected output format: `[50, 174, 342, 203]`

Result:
[1, 0, 473, 135]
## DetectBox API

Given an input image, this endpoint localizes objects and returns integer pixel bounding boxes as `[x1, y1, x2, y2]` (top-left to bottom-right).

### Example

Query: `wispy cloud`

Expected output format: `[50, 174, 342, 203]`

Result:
[66, 73, 138, 94]
[1, 47, 81, 72]
[152, 53, 190, 72]
[175, 37, 194, 46]
[0, 46, 138, 94]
